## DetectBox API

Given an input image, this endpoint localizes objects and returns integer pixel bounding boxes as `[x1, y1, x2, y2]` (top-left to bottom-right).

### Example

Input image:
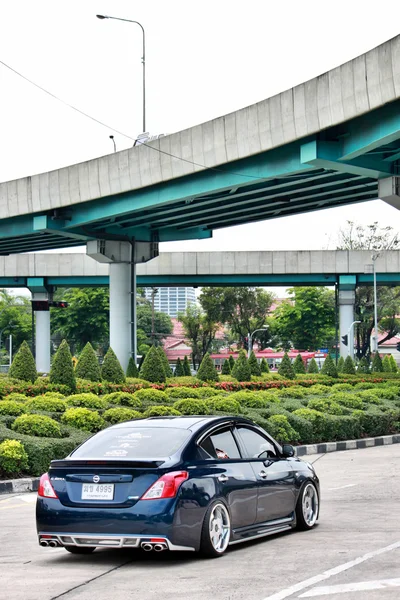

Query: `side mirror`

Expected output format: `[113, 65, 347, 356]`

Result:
[281, 444, 295, 458]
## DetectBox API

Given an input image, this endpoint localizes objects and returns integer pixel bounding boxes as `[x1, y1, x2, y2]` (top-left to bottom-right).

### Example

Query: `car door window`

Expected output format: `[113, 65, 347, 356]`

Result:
[199, 428, 241, 460]
[236, 426, 277, 459]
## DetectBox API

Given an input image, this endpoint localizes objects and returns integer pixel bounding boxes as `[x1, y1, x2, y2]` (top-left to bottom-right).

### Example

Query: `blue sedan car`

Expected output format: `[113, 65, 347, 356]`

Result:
[36, 416, 320, 558]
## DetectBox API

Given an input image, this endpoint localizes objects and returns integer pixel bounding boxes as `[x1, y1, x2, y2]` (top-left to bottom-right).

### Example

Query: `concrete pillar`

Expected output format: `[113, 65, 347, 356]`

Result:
[379, 177, 400, 210]
[109, 262, 131, 372]
[32, 292, 51, 373]
[339, 289, 355, 358]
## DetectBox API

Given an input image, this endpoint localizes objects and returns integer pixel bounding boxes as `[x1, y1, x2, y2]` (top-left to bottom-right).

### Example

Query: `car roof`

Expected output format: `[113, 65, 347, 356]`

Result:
[111, 415, 253, 433]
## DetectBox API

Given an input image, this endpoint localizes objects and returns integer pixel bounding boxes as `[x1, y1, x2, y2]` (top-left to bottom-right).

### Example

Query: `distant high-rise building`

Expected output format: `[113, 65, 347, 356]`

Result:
[144, 287, 196, 318]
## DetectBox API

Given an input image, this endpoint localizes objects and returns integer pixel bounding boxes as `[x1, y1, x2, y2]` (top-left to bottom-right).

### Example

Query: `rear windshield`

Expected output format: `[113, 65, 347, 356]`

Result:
[70, 427, 191, 460]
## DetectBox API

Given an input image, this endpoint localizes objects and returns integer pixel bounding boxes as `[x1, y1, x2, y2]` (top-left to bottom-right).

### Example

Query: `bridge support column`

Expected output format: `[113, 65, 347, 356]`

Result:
[32, 292, 51, 374]
[338, 276, 357, 359]
[379, 177, 400, 210]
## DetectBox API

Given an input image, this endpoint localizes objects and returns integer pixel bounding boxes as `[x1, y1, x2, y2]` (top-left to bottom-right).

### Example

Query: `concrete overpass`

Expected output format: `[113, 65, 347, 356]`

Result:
[4, 250, 399, 372]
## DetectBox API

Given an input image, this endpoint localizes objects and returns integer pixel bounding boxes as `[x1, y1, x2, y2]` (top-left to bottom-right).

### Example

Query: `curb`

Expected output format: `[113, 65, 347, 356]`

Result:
[1, 434, 400, 494]
[295, 433, 400, 456]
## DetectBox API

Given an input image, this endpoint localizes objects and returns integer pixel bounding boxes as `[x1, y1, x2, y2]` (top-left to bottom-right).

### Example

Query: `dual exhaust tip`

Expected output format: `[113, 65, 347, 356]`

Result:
[141, 542, 168, 552]
[40, 539, 59, 548]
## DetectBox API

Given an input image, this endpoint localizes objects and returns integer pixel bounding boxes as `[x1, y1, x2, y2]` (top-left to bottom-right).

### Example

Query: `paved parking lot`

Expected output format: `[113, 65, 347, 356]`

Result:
[0, 444, 399, 600]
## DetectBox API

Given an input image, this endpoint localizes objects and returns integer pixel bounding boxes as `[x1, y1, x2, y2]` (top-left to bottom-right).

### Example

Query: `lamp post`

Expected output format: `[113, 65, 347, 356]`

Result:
[96, 14, 146, 133]
[248, 326, 268, 359]
[348, 320, 361, 360]
[371, 253, 379, 353]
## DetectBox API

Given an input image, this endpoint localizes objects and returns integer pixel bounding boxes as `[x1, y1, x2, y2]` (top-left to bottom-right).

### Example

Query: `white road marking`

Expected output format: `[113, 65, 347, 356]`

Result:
[299, 577, 400, 597]
[328, 484, 356, 491]
[15, 494, 37, 503]
[261, 540, 400, 600]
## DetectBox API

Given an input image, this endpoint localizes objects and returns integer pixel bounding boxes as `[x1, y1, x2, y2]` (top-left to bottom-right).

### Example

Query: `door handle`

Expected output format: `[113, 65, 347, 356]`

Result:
[218, 474, 229, 482]
[258, 470, 268, 479]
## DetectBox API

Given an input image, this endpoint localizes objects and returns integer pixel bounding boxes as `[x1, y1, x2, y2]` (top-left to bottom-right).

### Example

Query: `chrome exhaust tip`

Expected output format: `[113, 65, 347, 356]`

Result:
[40, 540, 49, 547]
[154, 543, 167, 552]
[48, 540, 59, 548]
[141, 543, 153, 552]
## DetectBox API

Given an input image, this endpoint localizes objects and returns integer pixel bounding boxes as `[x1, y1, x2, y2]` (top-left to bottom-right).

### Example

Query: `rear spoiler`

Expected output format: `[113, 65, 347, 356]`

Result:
[50, 459, 165, 469]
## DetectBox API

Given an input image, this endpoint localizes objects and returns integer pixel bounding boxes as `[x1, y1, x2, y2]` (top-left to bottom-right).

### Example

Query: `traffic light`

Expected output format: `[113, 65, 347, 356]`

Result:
[396, 342, 400, 352]
[341, 334, 348, 346]
[49, 302, 69, 309]
[31, 300, 49, 311]
[243, 337, 249, 350]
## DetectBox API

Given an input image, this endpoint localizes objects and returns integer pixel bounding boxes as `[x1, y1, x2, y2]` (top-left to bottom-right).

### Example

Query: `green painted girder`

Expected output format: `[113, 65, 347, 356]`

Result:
[91, 225, 212, 242]
[27, 277, 48, 293]
[46, 277, 109, 287]
[33, 215, 94, 241]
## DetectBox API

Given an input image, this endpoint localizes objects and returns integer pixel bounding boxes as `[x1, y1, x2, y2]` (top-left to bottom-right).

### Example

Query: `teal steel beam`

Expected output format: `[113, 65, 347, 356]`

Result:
[95, 225, 213, 242]
[338, 275, 357, 290]
[27, 277, 49, 293]
[47, 276, 109, 287]
[33, 215, 93, 241]
[0, 278, 27, 287]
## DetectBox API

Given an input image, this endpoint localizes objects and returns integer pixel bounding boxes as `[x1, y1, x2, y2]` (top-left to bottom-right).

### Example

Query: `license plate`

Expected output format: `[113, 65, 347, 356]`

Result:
[81, 483, 114, 500]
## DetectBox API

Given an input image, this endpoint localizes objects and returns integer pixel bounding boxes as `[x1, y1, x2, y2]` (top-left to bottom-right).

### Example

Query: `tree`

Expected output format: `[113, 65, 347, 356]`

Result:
[101, 348, 126, 384]
[139, 345, 166, 383]
[382, 355, 392, 373]
[0, 291, 32, 357]
[9, 340, 37, 383]
[200, 287, 275, 349]
[358, 356, 370, 373]
[343, 355, 356, 375]
[222, 359, 231, 375]
[293, 354, 306, 374]
[126, 357, 139, 378]
[197, 353, 219, 382]
[248, 351, 261, 377]
[136, 302, 173, 345]
[278, 353, 295, 379]
[157, 347, 172, 377]
[232, 350, 252, 382]
[371, 352, 383, 373]
[307, 358, 319, 374]
[178, 305, 219, 368]
[74, 342, 101, 381]
[337, 356, 345, 373]
[274, 287, 335, 351]
[183, 355, 191, 376]
[175, 357, 184, 377]
[260, 357, 270, 373]
[229, 355, 235, 371]
[389, 355, 398, 373]
[321, 354, 338, 378]
[50, 339, 76, 391]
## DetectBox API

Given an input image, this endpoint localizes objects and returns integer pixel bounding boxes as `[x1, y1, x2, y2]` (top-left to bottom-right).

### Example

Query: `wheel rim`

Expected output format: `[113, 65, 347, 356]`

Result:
[302, 483, 319, 526]
[209, 503, 230, 553]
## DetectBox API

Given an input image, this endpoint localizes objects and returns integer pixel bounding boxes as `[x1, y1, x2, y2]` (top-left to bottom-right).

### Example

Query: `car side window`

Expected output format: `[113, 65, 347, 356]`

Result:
[199, 428, 241, 460]
[236, 426, 277, 459]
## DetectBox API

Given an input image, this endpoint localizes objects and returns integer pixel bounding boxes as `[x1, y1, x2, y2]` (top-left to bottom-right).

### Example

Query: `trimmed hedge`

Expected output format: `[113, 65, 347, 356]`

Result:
[144, 406, 182, 417]
[50, 340, 76, 391]
[140, 346, 166, 383]
[267, 415, 300, 444]
[232, 350, 252, 382]
[173, 399, 210, 415]
[25, 397, 67, 413]
[65, 393, 107, 410]
[75, 343, 101, 382]
[101, 348, 126, 384]
[102, 391, 142, 409]
[207, 397, 241, 414]
[9, 341, 37, 383]
[0, 439, 29, 476]
[103, 408, 142, 424]
[165, 386, 201, 400]
[133, 388, 168, 405]
[197, 353, 219, 383]
[0, 401, 26, 416]
[12, 414, 62, 438]
[61, 408, 105, 432]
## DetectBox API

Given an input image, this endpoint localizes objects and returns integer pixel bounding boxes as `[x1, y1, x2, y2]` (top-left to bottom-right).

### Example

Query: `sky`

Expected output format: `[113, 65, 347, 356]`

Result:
[1, 0, 400, 297]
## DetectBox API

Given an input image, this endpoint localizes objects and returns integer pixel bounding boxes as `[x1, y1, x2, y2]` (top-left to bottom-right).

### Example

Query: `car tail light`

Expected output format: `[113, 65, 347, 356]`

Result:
[141, 471, 188, 500]
[38, 473, 58, 499]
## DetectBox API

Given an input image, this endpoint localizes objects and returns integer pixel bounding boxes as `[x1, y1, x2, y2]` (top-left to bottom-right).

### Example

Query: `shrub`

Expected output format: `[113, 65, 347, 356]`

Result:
[260, 358, 270, 374]
[357, 356, 370, 373]
[337, 356, 345, 373]
[101, 348, 126, 384]
[308, 398, 344, 415]
[321, 354, 338, 378]
[0, 401, 26, 416]
[286, 414, 314, 444]
[354, 407, 395, 437]
[144, 406, 182, 417]
[50, 340, 76, 391]
[133, 388, 168, 405]
[183, 355, 191, 377]
[197, 353, 219, 382]
[139, 345, 166, 383]
[0, 439, 29, 476]
[61, 408, 105, 432]
[165, 386, 201, 400]
[293, 408, 327, 442]
[343, 355, 356, 375]
[280, 399, 305, 413]
[389, 355, 398, 373]
[9, 341, 37, 383]
[125, 377, 150, 388]
[173, 399, 210, 415]
[307, 358, 319, 374]
[222, 360, 231, 375]
[166, 376, 199, 386]
[329, 392, 363, 410]
[12, 414, 62, 438]
[42, 391, 65, 400]
[232, 350, 252, 382]
[248, 351, 261, 377]
[126, 357, 139, 378]
[102, 391, 142, 408]
[266, 415, 300, 443]
[308, 384, 330, 395]
[376, 388, 398, 401]
[65, 393, 107, 409]
[293, 354, 306, 375]
[278, 353, 295, 379]
[229, 355, 235, 371]
[4, 393, 29, 403]
[356, 390, 383, 404]
[208, 397, 241, 414]
[196, 387, 219, 398]
[103, 408, 142, 424]
[371, 352, 383, 373]
[240, 395, 269, 408]
[157, 347, 172, 378]
[219, 375, 238, 382]
[74, 342, 101, 382]
[175, 358, 184, 377]
[277, 387, 308, 399]
[382, 355, 392, 373]
[331, 383, 353, 392]
[25, 397, 67, 413]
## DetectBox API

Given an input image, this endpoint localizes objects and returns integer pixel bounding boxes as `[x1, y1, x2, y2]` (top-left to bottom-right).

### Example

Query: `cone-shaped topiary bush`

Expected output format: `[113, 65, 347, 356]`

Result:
[75, 342, 101, 382]
[342, 355, 356, 375]
[278, 352, 296, 379]
[222, 359, 231, 375]
[126, 356, 139, 378]
[50, 339, 76, 391]
[175, 357, 184, 377]
[229, 355, 235, 371]
[389, 354, 398, 373]
[371, 352, 383, 373]
[9, 340, 37, 383]
[307, 358, 319, 374]
[357, 356, 370, 373]
[382, 355, 392, 373]
[337, 356, 345, 373]
[197, 353, 219, 382]
[183, 355, 191, 376]
[260, 357, 270, 373]
[157, 347, 172, 377]
[101, 347, 126, 384]
[248, 351, 261, 377]
[321, 354, 338, 377]
[139, 345, 166, 383]
[232, 350, 252, 382]
[293, 353, 306, 374]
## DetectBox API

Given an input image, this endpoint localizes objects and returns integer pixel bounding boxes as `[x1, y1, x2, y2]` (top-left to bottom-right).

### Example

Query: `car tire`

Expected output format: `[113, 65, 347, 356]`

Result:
[200, 500, 231, 558]
[296, 481, 319, 530]
[65, 546, 96, 554]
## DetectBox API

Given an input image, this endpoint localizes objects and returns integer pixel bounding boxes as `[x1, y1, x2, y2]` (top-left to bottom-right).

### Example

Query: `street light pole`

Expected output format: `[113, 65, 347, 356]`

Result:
[248, 326, 269, 359]
[96, 14, 146, 133]
[372, 253, 379, 353]
[348, 320, 361, 360]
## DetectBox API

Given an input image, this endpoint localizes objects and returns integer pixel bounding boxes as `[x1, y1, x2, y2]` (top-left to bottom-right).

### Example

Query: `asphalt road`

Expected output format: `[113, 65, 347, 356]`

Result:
[0, 444, 399, 600]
